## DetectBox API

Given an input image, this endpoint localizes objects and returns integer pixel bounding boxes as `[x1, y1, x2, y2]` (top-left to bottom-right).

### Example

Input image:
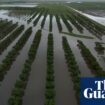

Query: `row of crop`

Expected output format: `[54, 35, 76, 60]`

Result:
[77, 40, 105, 76]
[55, 15, 62, 32]
[45, 33, 55, 105]
[0, 20, 12, 30]
[8, 30, 42, 105]
[0, 27, 32, 81]
[0, 22, 18, 40]
[67, 10, 104, 39]
[78, 13, 105, 35]
[0, 19, 6, 27]
[33, 9, 45, 26]
[0, 20, 14, 40]
[41, 10, 48, 28]
[49, 14, 53, 32]
[27, 8, 42, 23]
[62, 36, 80, 104]
[0, 25, 24, 54]
[66, 14, 83, 33]
[0, 20, 12, 29]
[95, 42, 105, 54]
[60, 14, 73, 32]
[27, 12, 38, 23]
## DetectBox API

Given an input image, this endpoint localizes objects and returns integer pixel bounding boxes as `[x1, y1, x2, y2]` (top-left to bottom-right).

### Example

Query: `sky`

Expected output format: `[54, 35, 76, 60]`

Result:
[0, 0, 105, 2]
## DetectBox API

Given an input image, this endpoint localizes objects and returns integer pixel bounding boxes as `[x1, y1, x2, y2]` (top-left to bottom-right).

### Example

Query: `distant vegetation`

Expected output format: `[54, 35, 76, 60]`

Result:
[68, 2, 105, 11]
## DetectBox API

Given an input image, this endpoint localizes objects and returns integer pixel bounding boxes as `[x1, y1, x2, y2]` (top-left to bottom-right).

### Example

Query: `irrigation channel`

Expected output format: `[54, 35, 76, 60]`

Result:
[0, 3, 105, 105]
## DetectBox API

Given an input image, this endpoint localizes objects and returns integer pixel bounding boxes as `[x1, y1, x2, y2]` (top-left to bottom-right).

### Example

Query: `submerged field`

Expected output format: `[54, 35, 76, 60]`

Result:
[0, 3, 105, 105]
[68, 2, 105, 17]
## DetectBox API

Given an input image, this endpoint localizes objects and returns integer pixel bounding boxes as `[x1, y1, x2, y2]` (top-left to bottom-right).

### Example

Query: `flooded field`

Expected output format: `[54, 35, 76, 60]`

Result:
[0, 3, 105, 105]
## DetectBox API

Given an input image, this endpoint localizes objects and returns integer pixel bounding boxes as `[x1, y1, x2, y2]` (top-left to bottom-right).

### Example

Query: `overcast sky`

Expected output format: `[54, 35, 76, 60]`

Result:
[1, 0, 105, 2]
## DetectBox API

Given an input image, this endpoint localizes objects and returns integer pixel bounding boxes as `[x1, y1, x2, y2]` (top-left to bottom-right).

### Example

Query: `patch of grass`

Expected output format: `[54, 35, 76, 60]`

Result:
[61, 32, 94, 39]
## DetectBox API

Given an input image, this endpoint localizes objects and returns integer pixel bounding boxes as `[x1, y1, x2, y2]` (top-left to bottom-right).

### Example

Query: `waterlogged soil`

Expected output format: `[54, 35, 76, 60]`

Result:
[53, 17, 77, 105]
[0, 5, 105, 105]
[0, 26, 36, 105]
[23, 29, 47, 105]
[22, 16, 47, 105]
[66, 6, 105, 70]
[0, 10, 28, 26]
[0, 25, 26, 64]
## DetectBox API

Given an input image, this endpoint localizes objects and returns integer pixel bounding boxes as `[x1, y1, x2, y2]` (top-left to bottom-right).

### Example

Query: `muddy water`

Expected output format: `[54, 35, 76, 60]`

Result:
[0, 26, 35, 105]
[53, 16, 77, 105]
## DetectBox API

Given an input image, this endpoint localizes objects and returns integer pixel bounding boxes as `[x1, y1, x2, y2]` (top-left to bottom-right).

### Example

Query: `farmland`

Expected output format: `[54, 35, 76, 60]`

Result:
[68, 2, 105, 17]
[0, 2, 105, 105]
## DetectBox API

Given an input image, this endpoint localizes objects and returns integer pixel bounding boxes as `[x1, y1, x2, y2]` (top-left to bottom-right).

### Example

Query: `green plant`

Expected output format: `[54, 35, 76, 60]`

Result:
[62, 36, 80, 104]
[8, 30, 42, 105]
[77, 40, 105, 76]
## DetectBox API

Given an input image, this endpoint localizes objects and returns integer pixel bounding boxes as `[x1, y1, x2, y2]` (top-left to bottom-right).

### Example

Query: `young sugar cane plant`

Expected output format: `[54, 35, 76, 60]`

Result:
[45, 33, 55, 105]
